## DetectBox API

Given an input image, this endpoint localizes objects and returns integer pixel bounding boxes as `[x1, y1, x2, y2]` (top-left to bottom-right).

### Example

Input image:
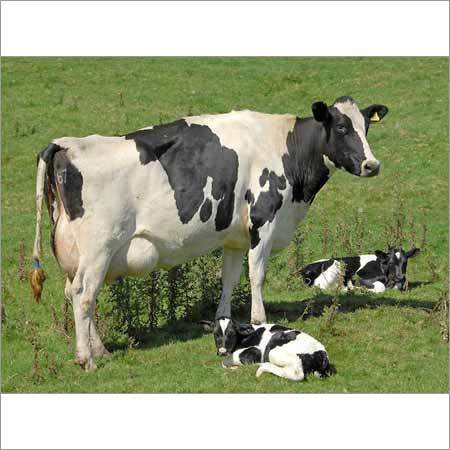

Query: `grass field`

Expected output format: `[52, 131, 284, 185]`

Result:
[1, 57, 448, 393]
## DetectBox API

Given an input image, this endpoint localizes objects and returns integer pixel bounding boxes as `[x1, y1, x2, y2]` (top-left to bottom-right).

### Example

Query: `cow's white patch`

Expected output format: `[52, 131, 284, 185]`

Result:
[395, 251, 401, 259]
[313, 260, 342, 289]
[199, 176, 216, 221]
[219, 318, 230, 335]
[334, 100, 377, 162]
[258, 328, 274, 353]
[369, 281, 386, 293]
[323, 155, 337, 173]
[218, 347, 227, 354]
[358, 254, 377, 269]
[267, 332, 325, 380]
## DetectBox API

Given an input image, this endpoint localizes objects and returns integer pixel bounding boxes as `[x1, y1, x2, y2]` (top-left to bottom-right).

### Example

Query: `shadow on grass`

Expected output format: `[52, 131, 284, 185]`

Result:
[103, 303, 251, 353]
[266, 291, 436, 323]
[104, 319, 212, 352]
[104, 291, 436, 353]
[407, 280, 433, 290]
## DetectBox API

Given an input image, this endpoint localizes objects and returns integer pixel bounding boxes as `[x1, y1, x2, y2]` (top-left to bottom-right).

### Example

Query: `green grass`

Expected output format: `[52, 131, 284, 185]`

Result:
[1, 57, 448, 392]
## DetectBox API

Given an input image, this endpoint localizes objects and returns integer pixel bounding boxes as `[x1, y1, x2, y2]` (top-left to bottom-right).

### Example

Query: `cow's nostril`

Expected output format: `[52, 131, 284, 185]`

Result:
[362, 160, 380, 176]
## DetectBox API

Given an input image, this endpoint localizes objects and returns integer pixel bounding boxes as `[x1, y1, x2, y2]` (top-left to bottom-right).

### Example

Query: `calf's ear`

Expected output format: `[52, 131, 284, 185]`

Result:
[198, 320, 215, 332]
[406, 248, 420, 258]
[312, 101, 330, 123]
[361, 104, 389, 123]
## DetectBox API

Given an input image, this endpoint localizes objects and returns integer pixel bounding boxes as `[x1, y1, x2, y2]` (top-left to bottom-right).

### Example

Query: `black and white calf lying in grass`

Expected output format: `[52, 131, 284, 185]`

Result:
[200, 318, 335, 381]
[300, 247, 420, 293]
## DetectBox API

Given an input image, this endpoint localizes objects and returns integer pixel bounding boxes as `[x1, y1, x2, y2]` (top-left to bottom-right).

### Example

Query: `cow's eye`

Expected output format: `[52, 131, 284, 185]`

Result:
[336, 125, 347, 134]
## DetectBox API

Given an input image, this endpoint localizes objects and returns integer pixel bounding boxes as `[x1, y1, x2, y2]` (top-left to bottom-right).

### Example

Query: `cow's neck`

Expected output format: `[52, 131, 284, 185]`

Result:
[282, 117, 333, 204]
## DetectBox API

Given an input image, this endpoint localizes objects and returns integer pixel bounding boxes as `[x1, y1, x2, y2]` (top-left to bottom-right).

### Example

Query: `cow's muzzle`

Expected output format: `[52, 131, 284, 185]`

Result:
[361, 159, 380, 177]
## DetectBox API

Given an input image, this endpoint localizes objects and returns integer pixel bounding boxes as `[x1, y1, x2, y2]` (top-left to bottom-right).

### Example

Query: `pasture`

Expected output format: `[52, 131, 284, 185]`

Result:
[1, 57, 448, 393]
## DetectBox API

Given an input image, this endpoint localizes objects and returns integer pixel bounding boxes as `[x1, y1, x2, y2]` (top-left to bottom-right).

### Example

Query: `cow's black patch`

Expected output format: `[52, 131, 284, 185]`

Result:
[354, 259, 382, 279]
[239, 326, 265, 348]
[244, 189, 254, 205]
[239, 346, 262, 365]
[246, 169, 286, 249]
[340, 256, 388, 287]
[53, 149, 85, 221]
[298, 350, 334, 377]
[269, 324, 290, 332]
[200, 198, 212, 222]
[283, 118, 331, 203]
[125, 120, 239, 231]
[39, 142, 61, 165]
[38, 143, 63, 232]
[263, 330, 298, 362]
[125, 120, 186, 164]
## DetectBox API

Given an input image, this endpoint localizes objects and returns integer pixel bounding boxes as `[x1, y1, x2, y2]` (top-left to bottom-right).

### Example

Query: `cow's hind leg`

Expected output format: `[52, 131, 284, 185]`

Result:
[71, 253, 112, 371]
[65, 277, 109, 359]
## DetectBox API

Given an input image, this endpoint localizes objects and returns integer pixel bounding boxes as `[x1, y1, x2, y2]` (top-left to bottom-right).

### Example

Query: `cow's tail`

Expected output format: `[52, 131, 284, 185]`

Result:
[29, 146, 55, 303]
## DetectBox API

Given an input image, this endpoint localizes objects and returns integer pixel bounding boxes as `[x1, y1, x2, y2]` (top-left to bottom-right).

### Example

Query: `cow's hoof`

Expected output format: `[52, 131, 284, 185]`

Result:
[74, 355, 97, 372]
[256, 367, 265, 378]
[81, 358, 97, 372]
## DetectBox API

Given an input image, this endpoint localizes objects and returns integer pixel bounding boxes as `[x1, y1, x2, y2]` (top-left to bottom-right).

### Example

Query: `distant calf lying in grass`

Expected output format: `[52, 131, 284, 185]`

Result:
[200, 318, 335, 381]
[300, 247, 420, 293]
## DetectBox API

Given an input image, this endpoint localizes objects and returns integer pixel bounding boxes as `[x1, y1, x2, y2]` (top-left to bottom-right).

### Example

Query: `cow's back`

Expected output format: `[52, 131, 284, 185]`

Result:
[50, 111, 298, 271]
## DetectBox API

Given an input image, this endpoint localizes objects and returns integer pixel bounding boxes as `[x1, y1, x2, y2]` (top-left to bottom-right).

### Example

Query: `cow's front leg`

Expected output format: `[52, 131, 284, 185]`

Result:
[248, 233, 273, 325]
[215, 247, 245, 319]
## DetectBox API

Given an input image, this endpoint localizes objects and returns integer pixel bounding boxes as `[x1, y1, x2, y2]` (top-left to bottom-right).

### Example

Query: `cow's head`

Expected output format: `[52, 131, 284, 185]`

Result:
[375, 247, 420, 290]
[199, 317, 254, 356]
[312, 96, 388, 177]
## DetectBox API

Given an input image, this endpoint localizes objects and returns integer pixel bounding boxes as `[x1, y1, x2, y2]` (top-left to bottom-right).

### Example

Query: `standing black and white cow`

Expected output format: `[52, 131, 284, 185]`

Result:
[200, 318, 335, 381]
[301, 247, 420, 292]
[30, 96, 388, 370]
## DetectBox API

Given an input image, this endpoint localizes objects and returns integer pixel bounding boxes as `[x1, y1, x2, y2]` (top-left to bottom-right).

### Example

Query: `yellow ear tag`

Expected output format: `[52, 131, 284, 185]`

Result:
[371, 111, 380, 122]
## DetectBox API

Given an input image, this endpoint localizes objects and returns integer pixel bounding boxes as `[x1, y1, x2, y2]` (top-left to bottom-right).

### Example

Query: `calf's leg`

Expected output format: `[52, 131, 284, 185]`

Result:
[256, 347, 305, 381]
[256, 362, 305, 381]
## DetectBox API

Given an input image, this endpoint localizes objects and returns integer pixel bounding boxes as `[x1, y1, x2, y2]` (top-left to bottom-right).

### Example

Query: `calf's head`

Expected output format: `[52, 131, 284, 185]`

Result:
[199, 317, 254, 356]
[375, 247, 420, 290]
[312, 96, 388, 177]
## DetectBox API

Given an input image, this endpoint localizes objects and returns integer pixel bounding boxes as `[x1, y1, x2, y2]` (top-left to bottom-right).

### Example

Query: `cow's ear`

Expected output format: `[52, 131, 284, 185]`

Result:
[361, 104, 389, 123]
[375, 250, 388, 260]
[199, 320, 215, 332]
[312, 101, 330, 123]
[406, 248, 420, 258]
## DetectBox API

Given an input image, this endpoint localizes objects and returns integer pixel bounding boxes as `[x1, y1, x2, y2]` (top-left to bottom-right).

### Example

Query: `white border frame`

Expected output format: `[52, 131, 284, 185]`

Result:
[1, 1, 449, 56]
[1, 1, 449, 449]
